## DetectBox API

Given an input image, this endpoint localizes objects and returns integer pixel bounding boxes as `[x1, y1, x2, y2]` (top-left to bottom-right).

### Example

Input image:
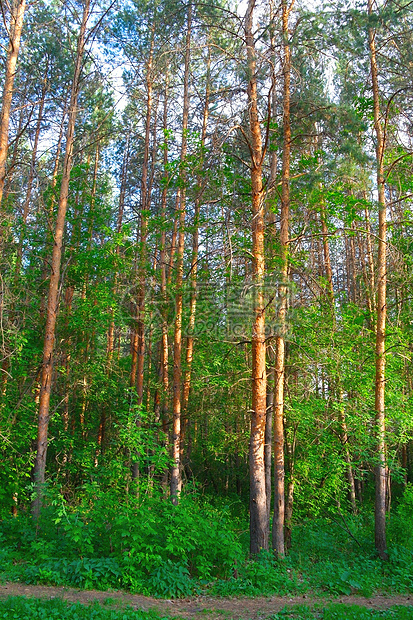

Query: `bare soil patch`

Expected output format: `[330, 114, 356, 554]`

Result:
[0, 582, 412, 618]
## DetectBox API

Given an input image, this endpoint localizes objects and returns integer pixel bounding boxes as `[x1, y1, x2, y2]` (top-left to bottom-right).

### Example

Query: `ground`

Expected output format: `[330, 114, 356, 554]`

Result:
[0, 583, 412, 618]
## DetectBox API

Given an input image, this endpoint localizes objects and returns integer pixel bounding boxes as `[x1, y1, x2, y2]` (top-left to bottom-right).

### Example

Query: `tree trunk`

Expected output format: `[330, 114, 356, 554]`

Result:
[245, 0, 268, 554]
[39, 90, 69, 320]
[31, 0, 91, 519]
[170, 3, 192, 503]
[15, 81, 47, 279]
[265, 367, 274, 522]
[368, 0, 388, 561]
[320, 202, 357, 513]
[0, 0, 26, 224]
[181, 46, 210, 444]
[108, 137, 129, 357]
[284, 421, 296, 549]
[135, 28, 155, 406]
[160, 80, 170, 454]
[272, 0, 292, 558]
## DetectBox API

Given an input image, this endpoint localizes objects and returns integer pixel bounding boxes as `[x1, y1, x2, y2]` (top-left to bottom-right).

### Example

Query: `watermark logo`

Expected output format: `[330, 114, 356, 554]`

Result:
[119, 275, 291, 341]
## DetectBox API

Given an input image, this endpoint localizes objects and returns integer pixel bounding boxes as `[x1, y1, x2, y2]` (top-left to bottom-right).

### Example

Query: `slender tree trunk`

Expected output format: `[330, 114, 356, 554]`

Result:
[15, 83, 47, 278]
[272, 0, 293, 558]
[245, 0, 267, 554]
[181, 46, 210, 425]
[108, 137, 129, 357]
[357, 228, 374, 318]
[264, 4, 277, 524]
[265, 367, 274, 522]
[320, 201, 357, 513]
[135, 28, 155, 406]
[167, 195, 179, 286]
[284, 420, 296, 549]
[170, 4, 192, 503]
[159, 81, 170, 488]
[368, 0, 388, 561]
[31, 0, 91, 519]
[0, 0, 26, 226]
[364, 200, 377, 320]
[2, 85, 27, 205]
[40, 92, 69, 321]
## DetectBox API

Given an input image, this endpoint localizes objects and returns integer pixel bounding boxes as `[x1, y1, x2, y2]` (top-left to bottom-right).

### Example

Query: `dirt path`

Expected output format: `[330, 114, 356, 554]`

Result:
[0, 582, 412, 618]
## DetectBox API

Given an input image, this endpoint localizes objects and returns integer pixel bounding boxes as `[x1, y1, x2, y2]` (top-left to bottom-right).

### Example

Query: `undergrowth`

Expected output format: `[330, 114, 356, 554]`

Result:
[272, 604, 413, 619]
[0, 596, 167, 619]
[1, 485, 413, 598]
[1, 598, 413, 620]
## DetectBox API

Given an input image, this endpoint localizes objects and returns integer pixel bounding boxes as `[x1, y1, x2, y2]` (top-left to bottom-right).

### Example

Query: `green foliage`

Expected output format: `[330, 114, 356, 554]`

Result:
[1, 497, 413, 599]
[0, 490, 243, 597]
[272, 604, 413, 619]
[389, 484, 413, 551]
[0, 597, 166, 620]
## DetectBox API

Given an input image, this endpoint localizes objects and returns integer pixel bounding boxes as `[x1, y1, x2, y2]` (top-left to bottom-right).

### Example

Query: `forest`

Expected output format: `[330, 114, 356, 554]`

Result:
[1, 0, 413, 616]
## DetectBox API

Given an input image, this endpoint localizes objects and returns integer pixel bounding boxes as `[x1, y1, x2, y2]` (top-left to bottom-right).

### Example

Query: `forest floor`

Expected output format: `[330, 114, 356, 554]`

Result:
[0, 582, 412, 618]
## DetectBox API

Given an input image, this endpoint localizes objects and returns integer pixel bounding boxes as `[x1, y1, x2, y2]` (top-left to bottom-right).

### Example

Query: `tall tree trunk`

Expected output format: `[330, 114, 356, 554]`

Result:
[181, 45, 210, 429]
[265, 367, 274, 522]
[264, 2, 277, 522]
[368, 0, 388, 561]
[135, 28, 155, 406]
[31, 0, 91, 519]
[284, 420, 296, 549]
[40, 91, 69, 320]
[15, 81, 47, 279]
[0, 0, 26, 225]
[272, 0, 292, 558]
[245, 0, 268, 554]
[108, 137, 129, 357]
[364, 199, 377, 320]
[159, 80, 170, 487]
[170, 3, 192, 503]
[2, 84, 27, 205]
[320, 201, 357, 513]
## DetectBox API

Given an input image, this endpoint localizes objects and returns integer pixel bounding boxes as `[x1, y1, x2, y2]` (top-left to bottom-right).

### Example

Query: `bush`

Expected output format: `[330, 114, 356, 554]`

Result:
[0, 488, 243, 596]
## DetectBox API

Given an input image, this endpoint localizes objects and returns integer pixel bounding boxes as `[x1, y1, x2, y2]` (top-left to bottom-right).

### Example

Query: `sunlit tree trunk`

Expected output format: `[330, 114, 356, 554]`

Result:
[272, 0, 293, 558]
[0, 0, 26, 227]
[32, 0, 91, 519]
[39, 91, 69, 320]
[284, 419, 297, 548]
[245, 0, 267, 554]
[368, 0, 388, 561]
[264, 1, 277, 522]
[170, 3, 192, 503]
[159, 80, 170, 489]
[135, 27, 155, 406]
[181, 46, 210, 452]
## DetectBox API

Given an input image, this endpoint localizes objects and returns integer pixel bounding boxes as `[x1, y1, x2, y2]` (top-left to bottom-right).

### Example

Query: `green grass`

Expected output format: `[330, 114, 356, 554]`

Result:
[0, 598, 412, 620]
[0, 596, 168, 619]
[272, 604, 413, 619]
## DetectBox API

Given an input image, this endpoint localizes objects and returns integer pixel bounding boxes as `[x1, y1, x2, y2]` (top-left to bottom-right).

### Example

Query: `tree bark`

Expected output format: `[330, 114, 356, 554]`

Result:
[15, 81, 47, 279]
[135, 27, 155, 406]
[31, 0, 91, 519]
[108, 137, 129, 357]
[170, 3, 192, 503]
[245, 0, 268, 554]
[368, 0, 388, 561]
[181, 45, 210, 448]
[0, 0, 26, 226]
[272, 0, 293, 558]
[320, 202, 357, 514]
